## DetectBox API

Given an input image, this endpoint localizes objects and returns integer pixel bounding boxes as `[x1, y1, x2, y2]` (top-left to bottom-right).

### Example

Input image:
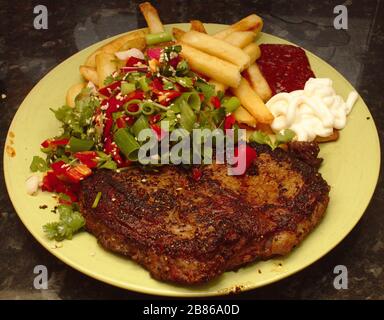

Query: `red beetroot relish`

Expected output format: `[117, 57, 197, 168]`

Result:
[257, 44, 315, 95]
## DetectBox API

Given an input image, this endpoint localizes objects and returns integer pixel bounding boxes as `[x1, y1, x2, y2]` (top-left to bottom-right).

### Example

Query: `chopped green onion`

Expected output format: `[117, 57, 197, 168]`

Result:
[223, 97, 240, 113]
[141, 102, 156, 115]
[163, 81, 175, 90]
[68, 137, 94, 152]
[91, 192, 102, 209]
[114, 128, 140, 161]
[173, 77, 193, 88]
[145, 32, 172, 45]
[138, 77, 150, 92]
[123, 99, 143, 116]
[130, 114, 149, 137]
[179, 100, 196, 132]
[176, 92, 201, 111]
[121, 82, 136, 95]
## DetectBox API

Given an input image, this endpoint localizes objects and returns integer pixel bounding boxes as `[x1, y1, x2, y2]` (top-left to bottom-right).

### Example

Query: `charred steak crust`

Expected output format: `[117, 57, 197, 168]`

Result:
[79, 143, 330, 284]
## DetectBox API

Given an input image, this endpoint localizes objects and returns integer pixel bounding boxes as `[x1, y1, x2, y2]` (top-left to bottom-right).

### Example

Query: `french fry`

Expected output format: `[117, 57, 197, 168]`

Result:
[234, 106, 257, 127]
[245, 63, 272, 102]
[180, 31, 250, 71]
[180, 44, 241, 88]
[256, 123, 274, 134]
[172, 27, 186, 41]
[96, 52, 117, 88]
[208, 80, 228, 94]
[231, 77, 273, 124]
[85, 50, 101, 68]
[315, 130, 339, 143]
[85, 30, 148, 67]
[66, 83, 85, 108]
[139, 2, 164, 33]
[79, 65, 99, 85]
[224, 31, 256, 48]
[190, 20, 207, 33]
[243, 43, 261, 65]
[118, 36, 147, 51]
[213, 14, 263, 40]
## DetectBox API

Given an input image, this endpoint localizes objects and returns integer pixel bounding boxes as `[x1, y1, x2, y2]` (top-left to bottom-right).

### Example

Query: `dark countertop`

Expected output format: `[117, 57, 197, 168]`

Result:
[1, 0, 383, 300]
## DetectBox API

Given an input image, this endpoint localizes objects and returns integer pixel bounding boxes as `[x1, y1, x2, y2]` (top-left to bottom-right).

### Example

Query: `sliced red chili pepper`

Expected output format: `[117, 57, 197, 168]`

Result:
[150, 78, 164, 91]
[98, 81, 121, 97]
[41, 138, 69, 149]
[146, 47, 162, 60]
[224, 114, 236, 130]
[103, 117, 114, 139]
[104, 96, 121, 115]
[104, 136, 124, 167]
[42, 172, 78, 202]
[150, 124, 166, 141]
[169, 56, 180, 68]
[74, 151, 98, 168]
[126, 56, 146, 67]
[65, 164, 92, 183]
[51, 160, 69, 177]
[149, 114, 161, 124]
[124, 115, 136, 126]
[116, 117, 127, 129]
[125, 89, 145, 101]
[198, 93, 205, 102]
[231, 145, 258, 175]
[157, 90, 181, 105]
[192, 168, 202, 181]
[210, 96, 221, 109]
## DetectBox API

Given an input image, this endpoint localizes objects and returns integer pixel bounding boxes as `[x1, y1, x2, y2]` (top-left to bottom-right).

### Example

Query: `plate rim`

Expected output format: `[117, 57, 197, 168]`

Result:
[3, 23, 381, 297]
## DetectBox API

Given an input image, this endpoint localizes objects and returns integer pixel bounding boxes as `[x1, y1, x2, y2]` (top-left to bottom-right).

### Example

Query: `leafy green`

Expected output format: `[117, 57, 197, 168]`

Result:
[194, 80, 215, 101]
[249, 129, 296, 150]
[96, 151, 118, 170]
[43, 204, 85, 241]
[176, 60, 190, 76]
[172, 77, 193, 88]
[30, 156, 48, 172]
[51, 89, 100, 141]
[103, 75, 115, 86]
[275, 129, 296, 145]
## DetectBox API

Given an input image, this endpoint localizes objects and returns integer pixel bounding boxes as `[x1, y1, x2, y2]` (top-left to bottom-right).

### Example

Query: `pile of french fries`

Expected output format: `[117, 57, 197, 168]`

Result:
[172, 13, 274, 126]
[66, 2, 337, 142]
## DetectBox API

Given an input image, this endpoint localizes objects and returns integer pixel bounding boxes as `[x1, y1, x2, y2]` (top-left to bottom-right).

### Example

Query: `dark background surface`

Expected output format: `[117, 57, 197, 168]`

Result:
[0, 0, 383, 299]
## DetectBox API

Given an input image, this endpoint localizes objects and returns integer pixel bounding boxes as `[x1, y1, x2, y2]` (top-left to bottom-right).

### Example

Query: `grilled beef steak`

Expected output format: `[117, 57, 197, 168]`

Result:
[79, 143, 330, 284]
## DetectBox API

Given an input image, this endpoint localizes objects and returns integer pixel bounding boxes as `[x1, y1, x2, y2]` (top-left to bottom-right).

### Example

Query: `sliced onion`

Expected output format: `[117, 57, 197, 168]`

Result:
[26, 175, 40, 195]
[115, 48, 145, 61]
[86, 81, 97, 92]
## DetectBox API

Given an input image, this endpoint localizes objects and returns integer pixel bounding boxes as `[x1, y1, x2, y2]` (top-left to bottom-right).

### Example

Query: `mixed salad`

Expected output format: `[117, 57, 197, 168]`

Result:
[29, 44, 261, 240]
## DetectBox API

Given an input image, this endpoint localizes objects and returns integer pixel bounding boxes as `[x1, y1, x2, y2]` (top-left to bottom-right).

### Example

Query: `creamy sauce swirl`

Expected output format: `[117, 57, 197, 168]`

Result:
[266, 78, 358, 141]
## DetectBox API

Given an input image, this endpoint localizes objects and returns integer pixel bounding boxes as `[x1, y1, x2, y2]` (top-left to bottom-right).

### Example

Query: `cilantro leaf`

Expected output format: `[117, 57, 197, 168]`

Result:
[249, 131, 274, 148]
[43, 204, 85, 241]
[30, 156, 48, 172]
[249, 129, 296, 150]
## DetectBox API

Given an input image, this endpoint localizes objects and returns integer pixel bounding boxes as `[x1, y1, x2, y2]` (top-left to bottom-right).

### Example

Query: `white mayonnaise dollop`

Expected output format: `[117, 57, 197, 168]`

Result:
[266, 78, 358, 141]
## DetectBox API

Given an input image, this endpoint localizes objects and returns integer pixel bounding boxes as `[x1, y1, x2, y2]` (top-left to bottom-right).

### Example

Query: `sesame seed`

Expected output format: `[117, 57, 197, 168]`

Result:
[1, 94, 6, 99]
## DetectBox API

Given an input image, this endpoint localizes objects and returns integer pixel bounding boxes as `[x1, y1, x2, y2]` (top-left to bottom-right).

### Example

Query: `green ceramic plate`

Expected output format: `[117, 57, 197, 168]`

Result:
[3, 23, 380, 296]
